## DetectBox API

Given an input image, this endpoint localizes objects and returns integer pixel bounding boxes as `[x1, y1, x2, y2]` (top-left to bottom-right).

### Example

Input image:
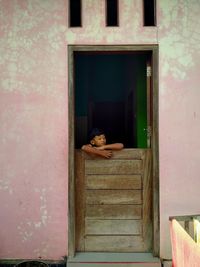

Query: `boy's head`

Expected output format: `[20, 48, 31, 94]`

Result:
[89, 128, 106, 147]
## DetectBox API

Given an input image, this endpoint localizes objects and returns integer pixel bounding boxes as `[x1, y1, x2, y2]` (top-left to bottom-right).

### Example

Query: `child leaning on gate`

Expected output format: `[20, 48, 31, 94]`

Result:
[81, 128, 124, 158]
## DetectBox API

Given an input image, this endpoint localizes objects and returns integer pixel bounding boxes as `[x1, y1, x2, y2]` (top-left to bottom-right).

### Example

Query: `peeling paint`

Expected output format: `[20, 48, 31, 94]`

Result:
[0, 179, 13, 194]
[34, 188, 51, 226]
[16, 187, 51, 244]
[159, 0, 200, 80]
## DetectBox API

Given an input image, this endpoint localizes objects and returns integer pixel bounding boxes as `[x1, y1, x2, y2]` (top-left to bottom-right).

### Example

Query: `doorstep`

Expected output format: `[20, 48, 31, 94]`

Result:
[162, 261, 172, 267]
[67, 253, 161, 267]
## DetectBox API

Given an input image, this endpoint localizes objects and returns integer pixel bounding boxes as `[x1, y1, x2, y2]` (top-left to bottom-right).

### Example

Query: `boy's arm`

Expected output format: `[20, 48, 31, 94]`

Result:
[81, 144, 112, 158]
[97, 143, 124, 150]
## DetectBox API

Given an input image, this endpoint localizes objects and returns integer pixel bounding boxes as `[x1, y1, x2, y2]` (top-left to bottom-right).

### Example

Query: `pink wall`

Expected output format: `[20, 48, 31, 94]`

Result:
[158, 1, 200, 258]
[0, 0, 200, 261]
[0, 0, 68, 260]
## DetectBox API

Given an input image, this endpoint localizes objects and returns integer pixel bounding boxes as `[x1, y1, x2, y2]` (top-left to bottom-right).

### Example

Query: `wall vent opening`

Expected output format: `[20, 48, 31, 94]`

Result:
[106, 0, 119, 27]
[143, 0, 156, 26]
[69, 0, 82, 27]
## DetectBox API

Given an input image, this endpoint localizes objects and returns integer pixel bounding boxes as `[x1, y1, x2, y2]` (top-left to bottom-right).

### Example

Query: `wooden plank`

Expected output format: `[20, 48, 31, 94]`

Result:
[83, 149, 145, 160]
[86, 190, 142, 205]
[85, 236, 145, 252]
[143, 149, 152, 251]
[85, 160, 142, 175]
[111, 149, 145, 159]
[86, 175, 142, 189]
[86, 204, 142, 219]
[75, 150, 85, 251]
[68, 46, 75, 257]
[152, 47, 160, 256]
[85, 219, 141, 235]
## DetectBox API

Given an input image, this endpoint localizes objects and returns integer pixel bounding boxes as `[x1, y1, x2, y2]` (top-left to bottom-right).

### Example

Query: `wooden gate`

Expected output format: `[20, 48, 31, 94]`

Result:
[75, 149, 152, 252]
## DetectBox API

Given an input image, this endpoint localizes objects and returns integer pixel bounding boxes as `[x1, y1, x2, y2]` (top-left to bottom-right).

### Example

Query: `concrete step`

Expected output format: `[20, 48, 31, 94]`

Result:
[67, 264, 161, 267]
[162, 261, 172, 267]
[67, 253, 161, 267]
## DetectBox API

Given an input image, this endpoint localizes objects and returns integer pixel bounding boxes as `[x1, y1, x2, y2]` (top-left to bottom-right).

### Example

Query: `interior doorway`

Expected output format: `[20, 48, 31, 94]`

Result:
[68, 45, 159, 257]
[74, 52, 151, 149]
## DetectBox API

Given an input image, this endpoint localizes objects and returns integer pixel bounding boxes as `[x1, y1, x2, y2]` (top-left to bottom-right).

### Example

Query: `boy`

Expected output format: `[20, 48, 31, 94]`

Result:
[81, 128, 124, 158]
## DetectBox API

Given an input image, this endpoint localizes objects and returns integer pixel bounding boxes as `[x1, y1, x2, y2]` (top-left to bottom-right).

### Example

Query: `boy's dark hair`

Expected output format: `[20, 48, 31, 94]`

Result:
[88, 128, 105, 142]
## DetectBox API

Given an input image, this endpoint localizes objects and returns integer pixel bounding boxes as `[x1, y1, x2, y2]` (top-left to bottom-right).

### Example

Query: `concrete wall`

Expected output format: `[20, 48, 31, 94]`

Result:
[0, 0, 68, 260]
[0, 0, 200, 260]
[158, 0, 200, 259]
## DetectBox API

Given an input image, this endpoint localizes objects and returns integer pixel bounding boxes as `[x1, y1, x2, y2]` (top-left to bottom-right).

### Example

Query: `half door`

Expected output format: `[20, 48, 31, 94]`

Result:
[75, 148, 152, 252]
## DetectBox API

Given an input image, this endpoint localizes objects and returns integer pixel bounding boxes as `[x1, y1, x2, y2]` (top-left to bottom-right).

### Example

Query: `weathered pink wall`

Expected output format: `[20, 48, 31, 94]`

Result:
[158, 1, 200, 259]
[0, 0, 68, 260]
[0, 0, 200, 261]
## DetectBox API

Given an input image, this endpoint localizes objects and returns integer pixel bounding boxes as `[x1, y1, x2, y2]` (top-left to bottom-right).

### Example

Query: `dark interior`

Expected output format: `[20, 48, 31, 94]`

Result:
[74, 51, 151, 149]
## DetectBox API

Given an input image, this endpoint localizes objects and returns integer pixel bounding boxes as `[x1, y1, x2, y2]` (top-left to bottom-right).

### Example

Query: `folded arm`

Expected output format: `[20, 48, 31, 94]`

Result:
[81, 144, 112, 158]
[97, 143, 124, 150]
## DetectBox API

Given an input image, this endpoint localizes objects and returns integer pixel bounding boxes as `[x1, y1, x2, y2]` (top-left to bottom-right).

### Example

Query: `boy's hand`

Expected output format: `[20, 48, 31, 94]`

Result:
[98, 149, 112, 158]
[82, 144, 113, 158]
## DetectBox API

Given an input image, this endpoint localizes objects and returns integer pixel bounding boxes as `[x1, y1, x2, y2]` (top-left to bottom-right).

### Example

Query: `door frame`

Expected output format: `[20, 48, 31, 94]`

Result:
[68, 45, 159, 257]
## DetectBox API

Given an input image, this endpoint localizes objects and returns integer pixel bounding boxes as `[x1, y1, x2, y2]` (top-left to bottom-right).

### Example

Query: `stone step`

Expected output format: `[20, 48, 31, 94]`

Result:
[67, 263, 161, 267]
[162, 261, 172, 267]
[67, 262, 161, 267]
[67, 253, 161, 267]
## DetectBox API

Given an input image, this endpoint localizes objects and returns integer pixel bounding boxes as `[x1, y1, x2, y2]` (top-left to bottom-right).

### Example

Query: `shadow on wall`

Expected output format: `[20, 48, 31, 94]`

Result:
[0, 261, 66, 267]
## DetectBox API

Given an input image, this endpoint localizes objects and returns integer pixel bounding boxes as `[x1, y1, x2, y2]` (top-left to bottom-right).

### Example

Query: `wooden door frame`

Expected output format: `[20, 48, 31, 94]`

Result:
[68, 45, 159, 257]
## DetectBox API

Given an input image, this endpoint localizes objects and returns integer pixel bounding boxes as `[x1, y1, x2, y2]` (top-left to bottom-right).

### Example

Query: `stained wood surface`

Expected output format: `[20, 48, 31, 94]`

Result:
[85, 219, 141, 235]
[85, 236, 144, 252]
[143, 149, 152, 250]
[86, 204, 142, 219]
[83, 148, 145, 159]
[86, 190, 142, 205]
[85, 160, 142, 174]
[86, 175, 142, 189]
[75, 149, 152, 252]
[75, 151, 85, 251]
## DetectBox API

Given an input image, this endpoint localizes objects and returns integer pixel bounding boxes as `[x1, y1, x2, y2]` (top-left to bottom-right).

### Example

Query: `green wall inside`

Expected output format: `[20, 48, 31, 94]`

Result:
[136, 57, 147, 148]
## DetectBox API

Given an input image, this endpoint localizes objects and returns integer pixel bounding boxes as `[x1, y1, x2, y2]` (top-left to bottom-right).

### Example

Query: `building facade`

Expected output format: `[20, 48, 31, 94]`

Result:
[0, 0, 200, 261]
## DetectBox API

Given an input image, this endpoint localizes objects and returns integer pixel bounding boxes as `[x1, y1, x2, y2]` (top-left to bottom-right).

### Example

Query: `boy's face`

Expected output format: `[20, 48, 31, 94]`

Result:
[91, 134, 106, 147]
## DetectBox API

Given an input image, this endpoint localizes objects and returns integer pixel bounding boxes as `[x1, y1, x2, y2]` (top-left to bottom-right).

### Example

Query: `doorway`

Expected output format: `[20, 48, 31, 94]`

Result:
[68, 45, 159, 257]
[74, 52, 150, 149]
